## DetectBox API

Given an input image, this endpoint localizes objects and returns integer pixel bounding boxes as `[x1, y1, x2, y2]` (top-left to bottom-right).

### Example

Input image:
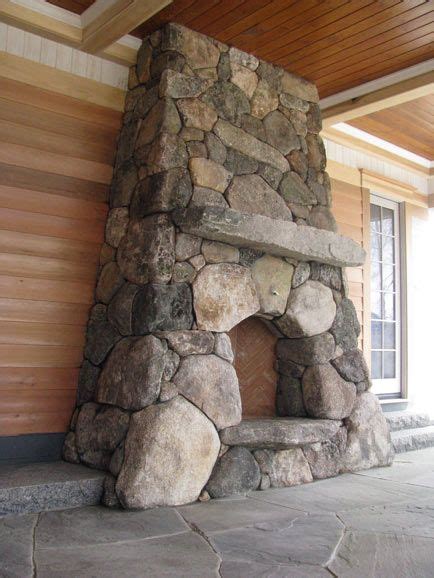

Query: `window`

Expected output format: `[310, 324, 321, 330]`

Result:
[370, 195, 401, 397]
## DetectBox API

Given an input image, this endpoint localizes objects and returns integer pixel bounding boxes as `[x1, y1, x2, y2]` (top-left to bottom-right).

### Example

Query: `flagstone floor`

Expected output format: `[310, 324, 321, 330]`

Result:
[1, 447, 434, 577]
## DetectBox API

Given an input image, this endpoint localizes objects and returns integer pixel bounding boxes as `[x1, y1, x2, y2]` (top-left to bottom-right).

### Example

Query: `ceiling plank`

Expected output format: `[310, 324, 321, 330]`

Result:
[80, 0, 172, 54]
[322, 71, 434, 127]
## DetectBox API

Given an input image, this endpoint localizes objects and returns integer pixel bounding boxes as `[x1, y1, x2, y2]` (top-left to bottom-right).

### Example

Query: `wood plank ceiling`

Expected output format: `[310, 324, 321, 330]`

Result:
[348, 94, 434, 160]
[47, 0, 434, 98]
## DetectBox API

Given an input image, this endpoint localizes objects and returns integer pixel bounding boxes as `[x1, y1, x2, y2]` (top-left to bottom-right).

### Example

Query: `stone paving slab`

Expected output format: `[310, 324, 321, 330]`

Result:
[0, 513, 36, 578]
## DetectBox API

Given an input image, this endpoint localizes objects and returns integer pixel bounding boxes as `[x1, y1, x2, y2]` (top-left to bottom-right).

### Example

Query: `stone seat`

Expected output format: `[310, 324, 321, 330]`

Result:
[219, 417, 342, 450]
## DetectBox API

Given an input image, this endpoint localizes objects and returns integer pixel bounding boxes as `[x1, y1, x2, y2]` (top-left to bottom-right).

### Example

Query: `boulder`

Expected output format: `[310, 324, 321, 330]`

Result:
[161, 23, 220, 70]
[276, 280, 336, 338]
[105, 208, 129, 248]
[116, 396, 220, 509]
[263, 110, 299, 154]
[276, 333, 336, 366]
[156, 330, 214, 356]
[202, 81, 250, 125]
[107, 283, 140, 336]
[332, 349, 371, 385]
[341, 392, 394, 472]
[250, 80, 279, 119]
[117, 214, 175, 285]
[302, 363, 356, 420]
[226, 175, 292, 221]
[175, 233, 202, 261]
[97, 336, 167, 411]
[173, 354, 241, 429]
[189, 157, 232, 193]
[84, 304, 121, 366]
[193, 264, 260, 332]
[133, 283, 193, 334]
[276, 375, 306, 417]
[130, 168, 192, 216]
[177, 98, 218, 131]
[254, 449, 313, 487]
[75, 402, 130, 457]
[206, 447, 260, 498]
[303, 426, 347, 479]
[251, 255, 294, 317]
[95, 262, 124, 305]
[214, 333, 234, 362]
[159, 69, 212, 99]
[76, 360, 101, 406]
[330, 298, 361, 352]
[201, 240, 239, 263]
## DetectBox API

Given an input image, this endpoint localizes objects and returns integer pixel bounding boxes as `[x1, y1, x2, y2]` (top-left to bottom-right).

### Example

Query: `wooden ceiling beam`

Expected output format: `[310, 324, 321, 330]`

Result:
[321, 71, 434, 127]
[80, 0, 172, 54]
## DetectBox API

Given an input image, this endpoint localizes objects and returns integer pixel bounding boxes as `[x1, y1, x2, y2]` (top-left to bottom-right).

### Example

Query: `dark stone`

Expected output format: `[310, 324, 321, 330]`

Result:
[132, 283, 193, 334]
[116, 120, 141, 167]
[303, 427, 347, 479]
[95, 261, 124, 305]
[257, 60, 282, 91]
[159, 70, 212, 99]
[76, 360, 101, 405]
[206, 447, 260, 498]
[151, 51, 186, 78]
[307, 206, 338, 232]
[288, 149, 308, 181]
[203, 81, 250, 125]
[310, 262, 342, 291]
[131, 85, 160, 120]
[63, 432, 79, 464]
[257, 163, 283, 189]
[239, 247, 263, 267]
[97, 336, 167, 411]
[102, 474, 120, 508]
[84, 304, 121, 366]
[240, 114, 267, 141]
[263, 110, 299, 155]
[302, 363, 356, 420]
[110, 160, 138, 208]
[217, 51, 231, 81]
[224, 148, 258, 175]
[279, 171, 317, 205]
[332, 349, 371, 385]
[145, 133, 188, 175]
[107, 283, 140, 336]
[187, 141, 207, 158]
[130, 168, 192, 217]
[289, 109, 307, 137]
[307, 134, 326, 171]
[292, 262, 310, 288]
[135, 100, 181, 150]
[205, 132, 227, 164]
[330, 298, 361, 352]
[276, 375, 306, 417]
[136, 40, 152, 83]
[276, 333, 336, 366]
[307, 103, 322, 133]
[276, 358, 305, 379]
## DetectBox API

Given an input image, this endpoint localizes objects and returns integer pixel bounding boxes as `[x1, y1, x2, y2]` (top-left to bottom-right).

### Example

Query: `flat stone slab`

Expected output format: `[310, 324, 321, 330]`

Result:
[173, 206, 365, 268]
[219, 417, 342, 449]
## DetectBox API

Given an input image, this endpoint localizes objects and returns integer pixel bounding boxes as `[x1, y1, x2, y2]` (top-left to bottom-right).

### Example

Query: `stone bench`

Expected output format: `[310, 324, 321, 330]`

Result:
[219, 417, 342, 450]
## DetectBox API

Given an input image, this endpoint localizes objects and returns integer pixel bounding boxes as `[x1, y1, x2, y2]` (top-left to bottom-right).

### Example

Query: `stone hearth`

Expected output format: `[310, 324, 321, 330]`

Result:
[63, 23, 393, 509]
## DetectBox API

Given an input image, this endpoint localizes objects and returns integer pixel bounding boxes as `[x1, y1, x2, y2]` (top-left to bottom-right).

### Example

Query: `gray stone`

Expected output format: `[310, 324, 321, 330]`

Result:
[289, 203, 310, 219]
[76, 360, 101, 405]
[105, 207, 129, 247]
[239, 247, 263, 267]
[202, 240, 239, 263]
[130, 168, 192, 216]
[107, 283, 140, 336]
[309, 262, 342, 290]
[150, 50, 186, 78]
[162, 23, 220, 70]
[189, 253, 206, 270]
[177, 98, 218, 131]
[205, 132, 227, 164]
[174, 206, 366, 268]
[116, 396, 220, 508]
[158, 381, 177, 402]
[226, 174, 292, 221]
[228, 46, 259, 71]
[332, 349, 371, 384]
[307, 205, 338, 232]
[84, 304, 121, 366]
[95, 261, 124, 304]
[230, 62, 258, 98]
[193, 263, 260, 332]
[203, 81, 250, 125]
[136, 99, 181, 149]
[97, 336, 166, 411]
[276, 333, 336, 366]
[162, 349, 180, 381]
[102, 474, 120, 508]
[115, 120, 141, 165]
[292, 261, 310, 287]
[303, 426, 347, 479]
[257, 60, 282, 91]
[214, 332, 234, 362]
[190, 186, 229, 208]
[180, 126, 204, 141]
[251, 255, 294, 316]
[186, 140, 207, 158]
[254, 448, 313, 487]
[0, 513, 35, 577]
[75, 403, 129, 460]
[257, 163, 283, 189]
[220, 417, 342, 449]
[63, 431, 79, 464]
[157, 330, 214, 356]
[159, 69, 212, 98]
[288, 149, 308, 181]
[136, 40, 151, 83]
[289, 109, 307, 136]
[146, 133, 188, 175]
[173, 261, 196, 283]
[307, 103, 322, 133]
[240, 113, 267, 141]
[342, 392, 393, 472]
[109, 444, 124, 476]
[217, 51, 231, 81]
[251, 80, 279, 119]
[302, 363, 356, 420]
[281, 71, 319, 103]
[276, 358, 305, 379]
[331, 297, 361, 352]
[132, 283, 193, 334]
[173, 354, 241, 429]
[306, 134, 326, 171]
[175, 232, 202, 261]
[279, 92, 310, 112]
[276, 375, 306, 417]
[189, 157, 232, 193]
[263, 109, 299, 154]
[214, 119, 289, 172]
[224, 148, 258, 175]
[206, 447, 260, 498]
[117, 214, 175, 284]
[279, 171, 317, 205]
[276, 280, 336, 338]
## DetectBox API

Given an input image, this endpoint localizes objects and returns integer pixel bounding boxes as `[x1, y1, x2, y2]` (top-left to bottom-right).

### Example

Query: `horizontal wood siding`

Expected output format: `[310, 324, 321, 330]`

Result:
[0, 78, 121, 436]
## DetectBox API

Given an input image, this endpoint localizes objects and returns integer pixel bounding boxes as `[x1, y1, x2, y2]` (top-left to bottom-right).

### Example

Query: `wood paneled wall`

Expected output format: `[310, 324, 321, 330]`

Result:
[0, 78, 121, 437]
[331, 177, 369, 354]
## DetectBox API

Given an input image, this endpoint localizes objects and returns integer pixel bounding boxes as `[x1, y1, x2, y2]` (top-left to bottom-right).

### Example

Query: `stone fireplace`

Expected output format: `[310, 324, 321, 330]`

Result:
[63, 23, 393, 509]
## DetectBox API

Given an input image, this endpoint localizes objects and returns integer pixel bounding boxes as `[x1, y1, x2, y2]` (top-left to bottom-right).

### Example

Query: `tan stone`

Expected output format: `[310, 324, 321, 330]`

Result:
[202, 240, 239, 263]
[281, 70, 319, 103]
[254, 448, 313, 487]
[177, 98, 218, 131]
[189, 157, 233, 193]
[193, 264, 260, 332]
[251, 80, 279, 119]
[162, 23, 220, 70]
[251, 255, 294, 317]
[302, 363, 356, 420]
[230, 62, 258, 98]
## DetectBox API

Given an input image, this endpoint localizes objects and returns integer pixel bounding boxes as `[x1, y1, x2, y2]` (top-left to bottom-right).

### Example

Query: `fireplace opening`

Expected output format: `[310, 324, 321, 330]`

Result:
[229, 317, 278, 419]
